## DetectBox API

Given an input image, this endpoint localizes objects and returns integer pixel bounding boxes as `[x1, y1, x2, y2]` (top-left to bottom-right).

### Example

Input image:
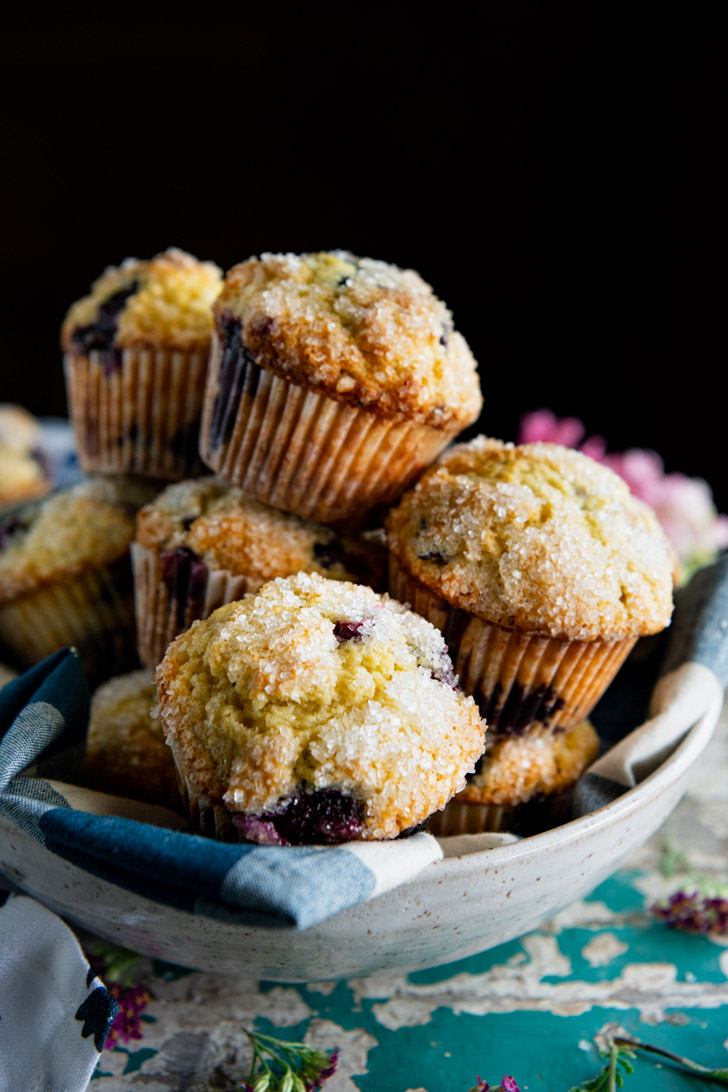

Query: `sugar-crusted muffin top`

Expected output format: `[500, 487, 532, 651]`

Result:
[0, 449, 49, 508]
[86, 669, 180, 809]
[456, 719, 600, 806]
[61, 248, 223, 353]
[0, 477, 156, 601]
[156, 571, 485, 839]
[0, 405, 49, 507]
[135, 477, 383, 588]
[214, 251, 482, 428]
[0, 405, 42, 453]
[387, 437, 675, 641]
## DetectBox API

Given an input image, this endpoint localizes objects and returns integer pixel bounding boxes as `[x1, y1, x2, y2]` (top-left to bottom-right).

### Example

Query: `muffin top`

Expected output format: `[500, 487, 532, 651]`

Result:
[214, 251, 482, 428]
[86, 669, 180, 810]
[135, 477, 384, 589]
[61, 248, 223, 353]
[0, 449, 48, 508]
[0, 405, 42, 453]
[0, 477, 156, 601]
[156, 571, 485, 841]
[456, 718, 600, 806]
[387, 437, 675, 641]
[0, 405, 49, 508]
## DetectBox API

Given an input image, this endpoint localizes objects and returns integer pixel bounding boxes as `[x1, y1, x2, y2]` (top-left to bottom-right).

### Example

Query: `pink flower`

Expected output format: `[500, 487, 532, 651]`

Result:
[517, 408, 586, 449]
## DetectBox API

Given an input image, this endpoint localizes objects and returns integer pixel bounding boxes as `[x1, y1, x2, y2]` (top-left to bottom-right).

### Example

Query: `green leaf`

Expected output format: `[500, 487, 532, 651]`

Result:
[568, 1042, 636, 1091]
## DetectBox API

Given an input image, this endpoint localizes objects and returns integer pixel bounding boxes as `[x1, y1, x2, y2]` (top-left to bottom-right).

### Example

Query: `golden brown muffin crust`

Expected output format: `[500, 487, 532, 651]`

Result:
[456, 719, 600, 806]
[0, 477, 155, 601]
[387, 437, 675, 641]
[214, 251, 482, 428]
[86, 669, 180, 810]
[61, 248, 222, 352]
[135, 478, 382, 587]
[156, 572, 485, 839]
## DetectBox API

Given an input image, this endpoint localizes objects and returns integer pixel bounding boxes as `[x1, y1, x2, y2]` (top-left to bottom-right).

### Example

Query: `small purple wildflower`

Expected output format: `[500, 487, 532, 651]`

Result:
[467, 1079, 520, 1092]
[84, 942, 150, 1050]
[651, 889, 728, 935]
[105, 983, 150, 1047]
[315, 1048, 339, 1085]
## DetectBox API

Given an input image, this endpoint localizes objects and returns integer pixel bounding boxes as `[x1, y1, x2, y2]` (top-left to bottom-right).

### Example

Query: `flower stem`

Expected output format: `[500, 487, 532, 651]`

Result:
[613, 1036, 728, 1083]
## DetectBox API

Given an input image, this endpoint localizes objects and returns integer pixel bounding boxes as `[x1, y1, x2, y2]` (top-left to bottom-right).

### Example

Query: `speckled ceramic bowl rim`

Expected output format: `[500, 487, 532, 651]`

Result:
[436, 695, 716, 874]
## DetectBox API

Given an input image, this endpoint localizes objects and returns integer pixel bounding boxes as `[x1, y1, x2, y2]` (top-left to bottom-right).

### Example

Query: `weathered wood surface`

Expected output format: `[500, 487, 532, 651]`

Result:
[88, 698, 728, 1091]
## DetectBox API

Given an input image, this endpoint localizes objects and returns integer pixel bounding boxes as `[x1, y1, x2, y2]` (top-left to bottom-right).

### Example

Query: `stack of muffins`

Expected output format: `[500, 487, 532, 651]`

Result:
[0, 247, 675, 846]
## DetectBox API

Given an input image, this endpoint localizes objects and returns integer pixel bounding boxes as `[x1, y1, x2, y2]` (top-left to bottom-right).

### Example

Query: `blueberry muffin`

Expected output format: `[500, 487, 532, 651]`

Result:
[387, 437, 675, 737]
[62, 248, 222, 480]
[199, 251, 482, 522]
[0, 477, 155, 680]
[0, 405, 50, 508]
[428, 718, 600, 835]
[156, 571, 485, 843]
[132, 477, 388, 667]
[85, 669, 180, 811]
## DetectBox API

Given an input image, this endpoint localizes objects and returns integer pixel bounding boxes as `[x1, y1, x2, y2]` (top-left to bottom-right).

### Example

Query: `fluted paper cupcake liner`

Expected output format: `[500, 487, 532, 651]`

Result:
[169, 746, 239, 842]
[199, 333, 457, 523]
[427, 791, 572, 836]
[0, 560, 137, 683]
[389, 556, 636, 736]
[64, 347, 209, 480]
[131, 541, 258, 668]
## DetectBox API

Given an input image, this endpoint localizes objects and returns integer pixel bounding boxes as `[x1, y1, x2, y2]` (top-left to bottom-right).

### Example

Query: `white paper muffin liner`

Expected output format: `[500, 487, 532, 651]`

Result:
[0, 560, 137, 681]
[427, 791, 572, 836]
[199, 333, 457, 523]
[389, 556, 636, 737]
[64, 347, 209, 480]
[167, 744, 241, 842]
[131, 541, 257, 668]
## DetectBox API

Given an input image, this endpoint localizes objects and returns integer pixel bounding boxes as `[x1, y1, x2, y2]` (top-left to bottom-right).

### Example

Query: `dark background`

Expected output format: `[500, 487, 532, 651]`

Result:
[2, 5, 726, 507]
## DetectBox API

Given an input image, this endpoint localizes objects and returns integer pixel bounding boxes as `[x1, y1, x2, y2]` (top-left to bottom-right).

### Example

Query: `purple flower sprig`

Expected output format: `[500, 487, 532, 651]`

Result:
[467, 1078, 520, 1091]
[236, 1029, 338, 1092]
[651, 839, 728, 936]
[651, 888, 728, 935]
[85, 940, 151, 1050]
[105, 982, 151, 1048]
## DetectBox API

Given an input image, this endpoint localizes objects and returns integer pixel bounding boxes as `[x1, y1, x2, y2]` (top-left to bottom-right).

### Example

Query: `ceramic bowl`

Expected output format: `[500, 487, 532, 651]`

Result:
[0, 694, 717, 982]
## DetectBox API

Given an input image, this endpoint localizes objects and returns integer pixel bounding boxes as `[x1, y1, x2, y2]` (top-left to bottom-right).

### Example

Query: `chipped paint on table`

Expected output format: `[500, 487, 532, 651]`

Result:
[90, 701, 728, 1091]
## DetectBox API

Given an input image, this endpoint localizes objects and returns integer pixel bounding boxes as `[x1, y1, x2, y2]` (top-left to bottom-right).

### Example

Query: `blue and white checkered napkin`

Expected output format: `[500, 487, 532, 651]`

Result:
[0, 649, 443, 931]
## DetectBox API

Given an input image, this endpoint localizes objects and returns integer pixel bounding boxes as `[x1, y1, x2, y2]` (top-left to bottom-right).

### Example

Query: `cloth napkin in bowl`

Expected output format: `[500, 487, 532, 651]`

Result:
[573, 554, 728, 813]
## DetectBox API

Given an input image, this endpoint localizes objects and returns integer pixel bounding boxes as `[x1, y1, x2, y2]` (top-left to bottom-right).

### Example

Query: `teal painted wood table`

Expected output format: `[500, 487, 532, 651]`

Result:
[87, 700, 728, 1092]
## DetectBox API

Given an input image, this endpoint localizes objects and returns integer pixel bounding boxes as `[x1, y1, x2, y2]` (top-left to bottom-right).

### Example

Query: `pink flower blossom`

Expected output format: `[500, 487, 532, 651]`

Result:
[517, 408, 586, 449]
